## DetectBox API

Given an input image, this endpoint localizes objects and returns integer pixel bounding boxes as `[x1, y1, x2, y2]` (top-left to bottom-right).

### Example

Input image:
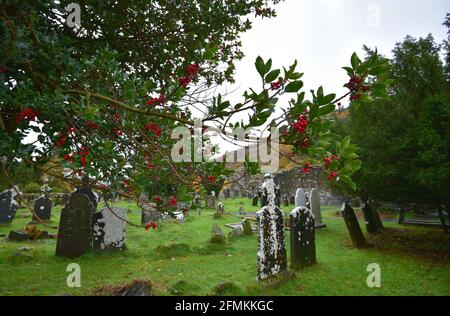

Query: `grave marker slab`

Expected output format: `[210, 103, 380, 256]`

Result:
[92, 206, 126, 251]
[56, 193, 95, 258]
[256, 174, 287, 280]
[290, 206, 316, 269]
[310, 188, 326, 229]
[361, 201, 383, 234]
[341, 201, 366, 248]
[0, 188, 19, 224]
[295, 189, 306, 207]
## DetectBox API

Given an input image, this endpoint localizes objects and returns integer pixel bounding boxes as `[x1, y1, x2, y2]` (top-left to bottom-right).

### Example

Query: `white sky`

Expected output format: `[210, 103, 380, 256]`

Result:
[214, 0, 449, 152]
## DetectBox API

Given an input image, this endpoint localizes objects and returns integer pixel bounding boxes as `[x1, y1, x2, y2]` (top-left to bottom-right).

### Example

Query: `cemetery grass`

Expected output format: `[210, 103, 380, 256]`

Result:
[0, 199, 449, 296]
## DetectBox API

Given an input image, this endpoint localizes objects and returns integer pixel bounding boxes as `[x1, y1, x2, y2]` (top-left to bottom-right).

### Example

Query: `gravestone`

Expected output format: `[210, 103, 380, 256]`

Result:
[92, 206, 126, 251]
[206, 195, 216, 208]
[228, 225, 244, 239]
[252, 195, 259, 206]
[141, 203, 160, 224]
[256, 174, 287, 280]
[210, 223, 226, 243]
[74, 176, 98, 208]
[341, 201, 366, 248]
[33, 196, 52, 221]
[56, 192, 95, 257]
[61, 193, 70, 206]
[261, 174, 280, 208]
[310, 188, 326, 229]
[218, 191, 225, 202]
[361, 201, 383, 234]
[290, 206, 316, 269]
[214, 202, 225, 218]
[239, 206, 246, 215]
[289, 196, 295, 205]
[0, 187, 19, 224]
[242, 219, 253, 235]
[295, 188, 306, 207]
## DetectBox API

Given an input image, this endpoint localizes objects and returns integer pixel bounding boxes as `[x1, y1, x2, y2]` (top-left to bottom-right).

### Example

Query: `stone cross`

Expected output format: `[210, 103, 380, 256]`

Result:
[295, 188, 306, 207]
[0, 188, 19, 224]
[290, 206, 316, 269]
[310, 188, 326, 228]
[56, 192, 95, 257]
[256, 174, 287, 280]
[93, 206, 126, 251]
[341, 201, 366, 248]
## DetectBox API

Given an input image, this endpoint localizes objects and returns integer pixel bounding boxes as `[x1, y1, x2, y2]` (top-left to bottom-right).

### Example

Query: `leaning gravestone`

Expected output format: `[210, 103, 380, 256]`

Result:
[341, 201, 366, 248]
[290, 206, 316, 269]
[0, 187, 20, 224]
[295, 188, 306, 207]
[242, 219, 253, 235]
[252, 195, 259, 206]
[256, 174, 287, 280]
[361, 201, 383, 234]
[310, 188, 326, 229]
[56, 192, 95, 257]
[92, 206, 126, 251]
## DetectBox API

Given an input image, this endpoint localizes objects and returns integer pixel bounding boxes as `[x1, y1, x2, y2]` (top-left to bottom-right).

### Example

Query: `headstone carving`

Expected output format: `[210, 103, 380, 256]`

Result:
[290, 206, 316, 269]
[0, 187, 20, 224]
[361, 201, 383, 234]
[256, 174, 287, 280]
[56, 192, 95, 257]
[295, 188, 306, 207]
[310, 188, 326, 229]
[92, 206, 126, 251]
[341, 201, 366, 248]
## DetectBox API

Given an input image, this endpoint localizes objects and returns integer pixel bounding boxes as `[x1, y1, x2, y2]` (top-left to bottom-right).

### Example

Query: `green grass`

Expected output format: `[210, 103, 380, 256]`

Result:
[0, 198, 449, 296]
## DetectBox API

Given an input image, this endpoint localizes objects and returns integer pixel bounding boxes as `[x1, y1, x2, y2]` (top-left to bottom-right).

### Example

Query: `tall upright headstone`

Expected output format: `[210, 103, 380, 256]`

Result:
[295, 188, 306, 207]
[310, 188, 326, 229]
[361, 201, 383, 234]
[0, 187, 20, 224]
[290, 206, 316, 270]
[252, 195, 259, 206]
[56, 192, 95, 257]
[256, 174, 287, 280]
[341, 201, 366, 248]
[92, 206, 126, 251]
[74, 175, 98, 208]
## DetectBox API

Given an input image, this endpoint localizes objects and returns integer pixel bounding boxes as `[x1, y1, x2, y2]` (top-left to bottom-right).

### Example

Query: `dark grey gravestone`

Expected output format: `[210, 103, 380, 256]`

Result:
[0, 189, 19, 224]
[33, 196, 52, 221]
[55, 193, 95, 258]
[361, 201, 383, 234]
[8, 231, 29, 241]
[290, 206, 316, 270]
[341, 202, 366, 248]
[252, 195, 259, 206]
[92, 206, 126, 251]
[256, 174, 287, 280]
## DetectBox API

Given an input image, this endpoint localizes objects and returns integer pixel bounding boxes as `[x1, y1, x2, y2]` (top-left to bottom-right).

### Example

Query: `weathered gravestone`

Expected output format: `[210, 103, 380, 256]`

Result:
[361, 201, 383, 234]
[56, 192, 95, 257]
[228, 225, 244, 239]
[295, 188, 306, 208]
[32, 184, 52, 221]
[242, 219, 253, 235]
[92, 206, 126, 251]
[290, 206, 316, 269]
[256, 174, 287, 280]
[210, 223, 226, 243]
[341, 201, 366, 248]
[214, 202, 225, 218]
[310, 188, 326, 229]
[252, 195, 259, 206]
[74, 176, 98, 208]
[218, 191, 225, 202]
[206, 195, 216, 208]
[239, 205, 246, 215]
[0, 187, 20, 224]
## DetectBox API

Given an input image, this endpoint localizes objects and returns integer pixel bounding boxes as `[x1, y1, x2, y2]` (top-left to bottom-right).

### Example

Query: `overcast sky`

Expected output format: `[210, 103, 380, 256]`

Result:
[214, 0, 449, 152]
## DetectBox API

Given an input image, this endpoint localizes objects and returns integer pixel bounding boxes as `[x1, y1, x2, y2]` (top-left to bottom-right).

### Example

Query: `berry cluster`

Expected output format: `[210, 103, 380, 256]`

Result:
[291, 114, 308, 134]
[178, 63, 200, 89]
[145, 123, 162, 137]
[146, 94, 165, 107]
[0, 66, 8, 74]
[15, 108, 37, 123]
[86, 121, 98, 129]
[145, 221, 157, 231]
[270, 80, 282, 91]
[346, 76, 370, 101]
